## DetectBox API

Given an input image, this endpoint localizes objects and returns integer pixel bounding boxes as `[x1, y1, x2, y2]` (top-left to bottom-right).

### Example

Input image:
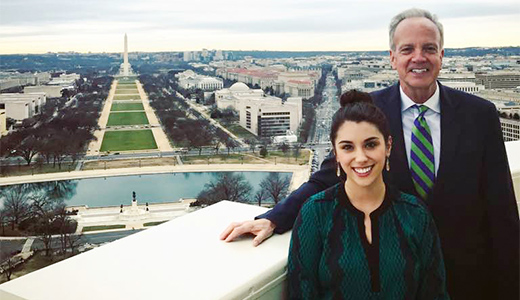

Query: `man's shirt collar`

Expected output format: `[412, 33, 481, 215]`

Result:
[400, 82, 441, 113]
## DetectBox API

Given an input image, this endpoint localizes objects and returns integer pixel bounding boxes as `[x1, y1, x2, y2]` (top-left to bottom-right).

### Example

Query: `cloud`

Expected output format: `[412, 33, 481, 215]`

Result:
[0, 0, 518, 53]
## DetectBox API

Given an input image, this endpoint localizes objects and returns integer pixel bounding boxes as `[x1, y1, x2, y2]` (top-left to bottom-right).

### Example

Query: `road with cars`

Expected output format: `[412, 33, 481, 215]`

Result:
[309, 73, 339, 172]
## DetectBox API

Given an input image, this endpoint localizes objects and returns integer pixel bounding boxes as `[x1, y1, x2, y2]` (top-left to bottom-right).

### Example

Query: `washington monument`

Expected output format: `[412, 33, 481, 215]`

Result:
[120, 33, 132, 76]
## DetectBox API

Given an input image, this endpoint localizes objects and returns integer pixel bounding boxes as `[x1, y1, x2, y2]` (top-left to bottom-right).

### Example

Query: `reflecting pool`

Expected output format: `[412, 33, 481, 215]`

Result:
[0, 172, 292, 208]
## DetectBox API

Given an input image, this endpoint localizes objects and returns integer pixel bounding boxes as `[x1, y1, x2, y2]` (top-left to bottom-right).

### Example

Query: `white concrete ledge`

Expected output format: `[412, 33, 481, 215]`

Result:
[0, 201, 291, 300]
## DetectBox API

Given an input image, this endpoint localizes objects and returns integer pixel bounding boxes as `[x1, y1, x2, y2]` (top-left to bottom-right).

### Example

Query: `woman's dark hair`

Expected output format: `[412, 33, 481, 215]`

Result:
[329, 90, 390, 144]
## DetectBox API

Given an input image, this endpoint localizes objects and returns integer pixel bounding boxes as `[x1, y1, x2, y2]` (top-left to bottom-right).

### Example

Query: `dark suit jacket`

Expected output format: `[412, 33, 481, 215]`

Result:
[258, 82, 519, 300]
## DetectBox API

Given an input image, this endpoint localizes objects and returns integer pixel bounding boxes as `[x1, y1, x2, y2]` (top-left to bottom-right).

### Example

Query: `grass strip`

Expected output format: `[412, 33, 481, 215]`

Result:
[113, 95, 141, 100]
[144, 221, 167, 227]
[82, 225, 125, 232]
[100, 130, 157, 151]
[107, 112, 149, 126]
[111, 102, 144, 111]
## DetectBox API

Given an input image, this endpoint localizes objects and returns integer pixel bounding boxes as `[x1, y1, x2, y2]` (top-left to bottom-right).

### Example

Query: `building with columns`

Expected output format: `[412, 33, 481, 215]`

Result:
[175, 70, 223, 91]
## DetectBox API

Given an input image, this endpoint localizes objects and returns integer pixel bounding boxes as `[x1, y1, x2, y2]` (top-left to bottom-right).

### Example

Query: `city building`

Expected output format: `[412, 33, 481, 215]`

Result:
[476, 71, 520, 89]
[476, 89, 520, 105]
[215, 83, 302, 138]
[440, 81, 484, 94]
[216, 67, 317, 98]
[438, 71, 476, 83]
[0, 107, 7, 136]
[175, 70, 223, 91]
[0, 92, 46, 121]
[215, 82, 264, 110]
[0, 72, 51, 91]
[497, 104, 520, 141]
[23, 85, 64, 98]
[501, 117, 520, 141]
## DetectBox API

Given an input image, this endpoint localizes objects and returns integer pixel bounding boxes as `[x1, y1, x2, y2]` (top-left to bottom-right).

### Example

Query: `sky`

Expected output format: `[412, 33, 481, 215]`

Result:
[0, 0, 519, 54]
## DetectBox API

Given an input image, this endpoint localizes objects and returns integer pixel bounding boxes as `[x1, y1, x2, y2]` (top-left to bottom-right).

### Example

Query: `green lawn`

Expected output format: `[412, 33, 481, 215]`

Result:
[113, 95, 140, 100]
[227, 124, 260, 141]
[100, 130, 158, 151]
[82, 225, 126, 232]
[115, 89, 139, 94]
[111, 102, 144, 111]
[107, 112, 149, 126]
[117, 84, 137, 88]
[144, 221, 167, 227]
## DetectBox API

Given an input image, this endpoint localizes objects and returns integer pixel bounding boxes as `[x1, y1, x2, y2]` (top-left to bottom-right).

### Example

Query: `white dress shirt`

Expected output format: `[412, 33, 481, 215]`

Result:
[400, 83, 441, 175]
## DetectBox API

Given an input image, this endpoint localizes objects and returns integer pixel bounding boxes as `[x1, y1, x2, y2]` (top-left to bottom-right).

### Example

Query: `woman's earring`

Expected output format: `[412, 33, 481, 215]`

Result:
[386, 157, 390, 171]
[336, 163, 341, 177]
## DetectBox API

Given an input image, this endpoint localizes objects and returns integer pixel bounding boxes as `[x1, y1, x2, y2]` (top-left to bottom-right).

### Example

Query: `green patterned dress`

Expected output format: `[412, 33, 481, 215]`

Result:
[288, 183, 449, 300]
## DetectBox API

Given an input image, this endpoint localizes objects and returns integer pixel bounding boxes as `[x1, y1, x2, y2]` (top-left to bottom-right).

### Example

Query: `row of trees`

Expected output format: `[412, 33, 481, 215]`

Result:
[194, 172, 291, 206]
[139, 73, 240, 154]
[0, 76, 112, 170]
[0, 181, 82, 280]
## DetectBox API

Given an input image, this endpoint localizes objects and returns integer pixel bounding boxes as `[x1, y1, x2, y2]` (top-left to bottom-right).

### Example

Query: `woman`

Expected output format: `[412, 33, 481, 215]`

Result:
[288, 90, 449, 299]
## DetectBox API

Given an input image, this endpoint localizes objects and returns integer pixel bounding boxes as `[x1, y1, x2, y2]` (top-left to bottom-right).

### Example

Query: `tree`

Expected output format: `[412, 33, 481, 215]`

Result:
[254, 189, 269, 206]
[293, 144, 302, 161]
[30, 196, 66, 257]
[225, 137, 238, 155]
[244, 138, 257, 153]
[279, 143, 290, 157]
[54, 205, 81, 254]
[259, 173, 291, 204]
[259, 146, 268, 158]
[1, 256, 19, 281]
[0, 184, 32, 230]
[195, 172, 252, 205]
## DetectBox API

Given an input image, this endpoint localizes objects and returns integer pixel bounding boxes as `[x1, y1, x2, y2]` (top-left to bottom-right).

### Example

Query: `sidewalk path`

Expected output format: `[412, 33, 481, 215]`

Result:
[172, 90, 246, 147]
[86, 80, 118, 156]
[136, 81, 174, 152]
[21, 238, 34, 253]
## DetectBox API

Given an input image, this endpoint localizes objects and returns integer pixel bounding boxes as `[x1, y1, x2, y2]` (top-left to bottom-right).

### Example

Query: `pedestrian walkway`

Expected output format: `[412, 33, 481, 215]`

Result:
[21, 238, 34, 253]
[86, 80, 117, 156]
[173, 91, 246, 147]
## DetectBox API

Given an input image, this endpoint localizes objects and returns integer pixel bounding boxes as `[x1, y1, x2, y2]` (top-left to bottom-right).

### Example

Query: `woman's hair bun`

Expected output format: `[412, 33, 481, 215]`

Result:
[340, 89, 374, 107]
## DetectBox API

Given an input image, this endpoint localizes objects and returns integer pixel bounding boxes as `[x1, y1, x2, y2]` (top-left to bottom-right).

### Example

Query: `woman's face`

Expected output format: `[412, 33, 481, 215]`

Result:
[334, 121, 391, 189]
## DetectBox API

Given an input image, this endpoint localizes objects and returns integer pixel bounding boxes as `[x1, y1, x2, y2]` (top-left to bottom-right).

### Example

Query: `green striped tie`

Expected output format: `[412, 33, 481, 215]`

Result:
[410, 105, 435, 199]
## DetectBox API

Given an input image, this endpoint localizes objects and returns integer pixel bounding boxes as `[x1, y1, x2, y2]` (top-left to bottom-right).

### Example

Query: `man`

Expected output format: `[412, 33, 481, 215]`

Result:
[220, 8, 519, 300]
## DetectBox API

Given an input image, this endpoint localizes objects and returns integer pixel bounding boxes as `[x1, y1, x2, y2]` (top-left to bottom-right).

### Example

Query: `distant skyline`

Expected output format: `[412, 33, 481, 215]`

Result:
[1, 0, 519, 54]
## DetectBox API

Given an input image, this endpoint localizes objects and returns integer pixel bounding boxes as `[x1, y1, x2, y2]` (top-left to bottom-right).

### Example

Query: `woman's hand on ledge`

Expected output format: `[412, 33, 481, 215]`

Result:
[220, 219, 276, 247]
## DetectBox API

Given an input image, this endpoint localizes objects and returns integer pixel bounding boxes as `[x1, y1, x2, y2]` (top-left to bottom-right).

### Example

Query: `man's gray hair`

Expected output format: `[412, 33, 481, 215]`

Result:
[389, 8, 444, 50]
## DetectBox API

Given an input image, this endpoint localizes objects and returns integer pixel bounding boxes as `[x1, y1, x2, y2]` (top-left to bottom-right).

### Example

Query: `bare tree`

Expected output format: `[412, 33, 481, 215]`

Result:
[30, 197, 65, 258]
[1, 256, 19, 281]
[293, 144, 302, 161]
[196, 172, 252, 205]
[0, 184, 31, 230]
[254, 189, 269, 207]
[225, 138, 238, 155]
[260, 173, 291, 204]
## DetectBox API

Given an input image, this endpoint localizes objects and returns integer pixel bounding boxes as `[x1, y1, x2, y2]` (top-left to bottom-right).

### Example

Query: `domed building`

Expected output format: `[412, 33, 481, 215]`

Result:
[175, 70, 223, 91]
[214, 83, 302, 139]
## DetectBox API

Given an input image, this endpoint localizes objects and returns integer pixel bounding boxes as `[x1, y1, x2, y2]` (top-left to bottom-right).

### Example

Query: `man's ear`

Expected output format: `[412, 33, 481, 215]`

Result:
[389, 50, 397, 70]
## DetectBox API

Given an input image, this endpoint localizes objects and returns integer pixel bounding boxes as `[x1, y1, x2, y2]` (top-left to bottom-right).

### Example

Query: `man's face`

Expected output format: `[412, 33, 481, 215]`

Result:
[390, 17, 444, 101]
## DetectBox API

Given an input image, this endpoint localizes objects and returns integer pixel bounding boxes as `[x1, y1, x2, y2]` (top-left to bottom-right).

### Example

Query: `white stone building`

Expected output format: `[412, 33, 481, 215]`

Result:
[501, 117, 520, 142]
[23, 85, 64, 98]
[440, 81, 485, 94]
[215, 83, 302, 138]
[176, 70, 223, 91]
[0, 92, 46, 121]
[0, 108, 7, 136]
